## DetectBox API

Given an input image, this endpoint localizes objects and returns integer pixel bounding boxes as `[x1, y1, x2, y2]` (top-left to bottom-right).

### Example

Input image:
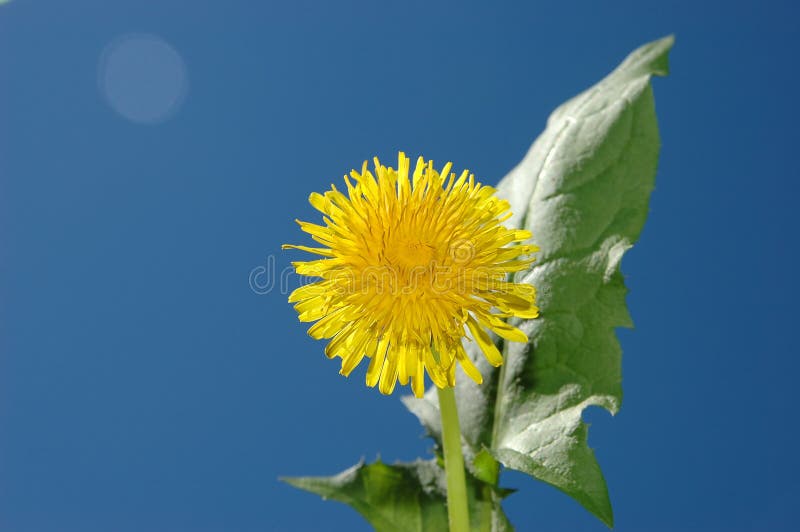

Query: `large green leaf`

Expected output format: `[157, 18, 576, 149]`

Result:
[403, 36, 673, 527]
[283, 459, 513, 532]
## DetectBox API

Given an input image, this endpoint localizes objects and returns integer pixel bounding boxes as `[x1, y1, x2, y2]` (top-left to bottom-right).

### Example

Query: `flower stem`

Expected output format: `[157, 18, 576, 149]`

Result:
[438, 385, 470, 532]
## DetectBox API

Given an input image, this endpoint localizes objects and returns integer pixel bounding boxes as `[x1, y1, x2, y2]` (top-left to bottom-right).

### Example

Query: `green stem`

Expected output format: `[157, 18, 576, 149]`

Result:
[438, 385, 470, 532]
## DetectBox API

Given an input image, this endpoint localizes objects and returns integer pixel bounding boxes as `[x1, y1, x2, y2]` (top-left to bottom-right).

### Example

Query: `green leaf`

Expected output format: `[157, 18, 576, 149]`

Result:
[403, 35, 673, 527]
[283, 459, 513, 532]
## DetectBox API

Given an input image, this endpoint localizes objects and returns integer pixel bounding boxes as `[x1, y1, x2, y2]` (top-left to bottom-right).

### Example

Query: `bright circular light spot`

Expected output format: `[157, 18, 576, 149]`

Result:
[98, 34, 188, 124]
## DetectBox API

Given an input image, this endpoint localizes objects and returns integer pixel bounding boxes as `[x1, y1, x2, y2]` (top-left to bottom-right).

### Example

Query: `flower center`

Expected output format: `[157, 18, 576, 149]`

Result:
[385, 237, 437, 272]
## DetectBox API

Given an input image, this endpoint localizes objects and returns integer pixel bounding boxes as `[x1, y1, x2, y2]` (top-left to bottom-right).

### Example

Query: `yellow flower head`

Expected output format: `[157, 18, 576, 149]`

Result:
[283, 153, 538, 397]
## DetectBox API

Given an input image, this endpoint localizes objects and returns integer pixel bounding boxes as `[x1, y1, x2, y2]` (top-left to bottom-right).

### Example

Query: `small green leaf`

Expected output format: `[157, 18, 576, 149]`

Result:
[283, 459, 513, 532]
[404, 35, 673, 527]
[472, 449, 500, 486]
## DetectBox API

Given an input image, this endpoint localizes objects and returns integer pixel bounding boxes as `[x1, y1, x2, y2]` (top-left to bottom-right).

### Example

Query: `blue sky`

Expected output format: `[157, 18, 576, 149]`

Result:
[1, 1, 798, 531]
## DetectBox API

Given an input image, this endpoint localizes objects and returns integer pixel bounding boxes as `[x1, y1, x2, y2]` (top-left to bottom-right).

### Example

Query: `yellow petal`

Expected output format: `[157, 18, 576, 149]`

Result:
[455, 344, 483, 385]
[379, 349, 399, 395]
[466, 317, 503, 367]
[366, 337, 389, 388]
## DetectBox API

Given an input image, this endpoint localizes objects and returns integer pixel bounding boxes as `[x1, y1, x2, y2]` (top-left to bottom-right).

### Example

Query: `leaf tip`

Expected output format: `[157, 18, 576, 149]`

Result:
[279, 475, 310, 492]
[618, 34, 675, 79]
[599, 503, 615, 529]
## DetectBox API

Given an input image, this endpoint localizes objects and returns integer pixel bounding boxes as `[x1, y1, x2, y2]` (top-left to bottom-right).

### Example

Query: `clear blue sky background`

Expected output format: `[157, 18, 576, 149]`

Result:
[1, 1, 798, 531]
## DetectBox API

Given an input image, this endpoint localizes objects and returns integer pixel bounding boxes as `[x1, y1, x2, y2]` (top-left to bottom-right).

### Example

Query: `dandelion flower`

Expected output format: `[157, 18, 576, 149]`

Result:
[283, 153, 538, 398]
